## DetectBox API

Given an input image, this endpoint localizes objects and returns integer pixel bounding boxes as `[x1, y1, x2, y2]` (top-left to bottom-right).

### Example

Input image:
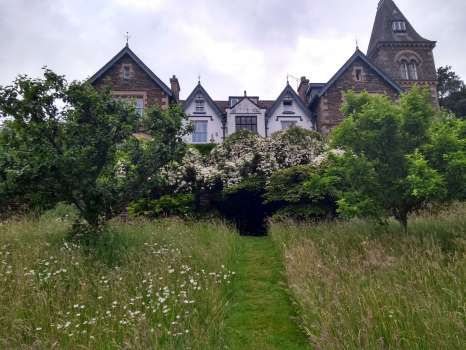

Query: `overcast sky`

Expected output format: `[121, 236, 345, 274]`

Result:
[1, 0, 465, 100]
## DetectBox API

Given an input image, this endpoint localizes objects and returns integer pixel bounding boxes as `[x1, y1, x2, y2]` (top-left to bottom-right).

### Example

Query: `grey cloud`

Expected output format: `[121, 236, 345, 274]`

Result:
[1, 0, 465, 100]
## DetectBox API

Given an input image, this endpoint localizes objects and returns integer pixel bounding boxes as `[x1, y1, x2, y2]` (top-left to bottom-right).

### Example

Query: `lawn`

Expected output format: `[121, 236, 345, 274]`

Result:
[270, 204, 466, 350]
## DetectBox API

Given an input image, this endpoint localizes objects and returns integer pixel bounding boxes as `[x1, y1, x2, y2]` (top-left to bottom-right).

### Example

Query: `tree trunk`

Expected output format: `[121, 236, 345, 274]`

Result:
[394, 209, 408, 233]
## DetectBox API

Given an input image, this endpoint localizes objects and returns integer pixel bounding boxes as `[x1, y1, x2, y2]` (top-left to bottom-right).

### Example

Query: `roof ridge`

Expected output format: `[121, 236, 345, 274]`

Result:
[88, 45, 173, 98]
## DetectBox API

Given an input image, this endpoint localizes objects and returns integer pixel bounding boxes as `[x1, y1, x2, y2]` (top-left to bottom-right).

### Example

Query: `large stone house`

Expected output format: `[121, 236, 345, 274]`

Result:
[89, 0, 438, 143]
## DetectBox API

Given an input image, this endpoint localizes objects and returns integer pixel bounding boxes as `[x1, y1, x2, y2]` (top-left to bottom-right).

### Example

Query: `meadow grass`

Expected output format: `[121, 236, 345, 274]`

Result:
[0, 214, 239, 349]
[270, 204, 466, 350]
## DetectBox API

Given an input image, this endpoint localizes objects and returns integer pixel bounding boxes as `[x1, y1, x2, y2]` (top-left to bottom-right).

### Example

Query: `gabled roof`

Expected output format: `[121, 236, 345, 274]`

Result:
[229, 96, 265, 110]
[214, 100, 229, 112]
[368, 0, 435, 55]
[267, 83, 312, 120]
[306, 83, 326, 99]
[183, 83, 224, 117]
[309, 49, 403, 106]
[88, 44, 173, 97]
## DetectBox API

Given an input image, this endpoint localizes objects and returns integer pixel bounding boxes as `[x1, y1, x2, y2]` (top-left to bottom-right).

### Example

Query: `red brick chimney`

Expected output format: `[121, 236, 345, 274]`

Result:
[170, 75, 180, 101]
[297, 76, 310, 104]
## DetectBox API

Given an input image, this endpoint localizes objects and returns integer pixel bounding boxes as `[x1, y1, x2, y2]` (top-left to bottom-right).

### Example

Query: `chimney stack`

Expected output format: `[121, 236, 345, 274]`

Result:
[170, 75, 180, 101]
[297, 76, 310, 104]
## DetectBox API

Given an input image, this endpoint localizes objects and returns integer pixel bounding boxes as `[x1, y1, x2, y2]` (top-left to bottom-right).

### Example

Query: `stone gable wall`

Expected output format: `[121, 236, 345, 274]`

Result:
[92, 55, 170, 109]
[315, 58, 399, 134]
[370, 45, 437, 82]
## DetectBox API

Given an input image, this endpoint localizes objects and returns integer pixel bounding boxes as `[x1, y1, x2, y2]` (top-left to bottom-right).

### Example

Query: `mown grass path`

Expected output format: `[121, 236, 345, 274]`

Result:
[225, 236, 310, 350]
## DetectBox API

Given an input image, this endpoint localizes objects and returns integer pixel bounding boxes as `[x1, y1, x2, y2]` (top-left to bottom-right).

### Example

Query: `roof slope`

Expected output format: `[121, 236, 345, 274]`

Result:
[267, 83, 312, 120]
[368, 0, 435, 55]
[310, 49, 403, 106]
[88, 45, 173, 97]
[183, 83, 224, 117]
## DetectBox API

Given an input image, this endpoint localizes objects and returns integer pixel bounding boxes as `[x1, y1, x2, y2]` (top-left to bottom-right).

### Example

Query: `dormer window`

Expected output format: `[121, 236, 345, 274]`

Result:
[230, 98, 239, 107]
[392, 21, 406, 33]
[123, 65, 130, 80]
[195, 96, 205, 113]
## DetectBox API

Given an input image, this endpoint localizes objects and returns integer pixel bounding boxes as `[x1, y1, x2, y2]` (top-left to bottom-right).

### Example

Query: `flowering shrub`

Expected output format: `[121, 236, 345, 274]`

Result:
[163, 127, 327, 193]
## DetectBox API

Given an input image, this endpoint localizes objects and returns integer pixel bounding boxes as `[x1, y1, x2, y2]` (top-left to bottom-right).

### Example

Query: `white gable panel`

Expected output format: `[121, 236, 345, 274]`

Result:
[226, 98, 267, 137]
[267, 94, 314, 136]
[183, 93, 224, 144]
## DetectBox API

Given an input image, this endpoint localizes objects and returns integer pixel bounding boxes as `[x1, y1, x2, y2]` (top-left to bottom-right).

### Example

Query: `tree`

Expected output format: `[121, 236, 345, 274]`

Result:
[0, 69, 188, 234]
[437, 65, 466, 118]
[331, 87, 446, 230]
[423, 115, 466, 201]
[264, 165, 339, 221]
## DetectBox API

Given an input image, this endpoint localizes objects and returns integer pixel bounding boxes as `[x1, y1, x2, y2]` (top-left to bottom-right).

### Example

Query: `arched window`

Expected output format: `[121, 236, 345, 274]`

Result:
[400, 60, 409, 80]
[408, 61, 419, 80]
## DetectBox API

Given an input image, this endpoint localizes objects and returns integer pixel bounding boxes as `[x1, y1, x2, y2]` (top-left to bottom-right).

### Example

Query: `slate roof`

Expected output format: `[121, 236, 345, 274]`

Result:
[267, 83, 312, 120]
[368, 0, 435, 55]
[309, 49, 403, 106]
[214, 100, 229, 112]
[212, 98, 274, 112]
[88, 44, 173, 97]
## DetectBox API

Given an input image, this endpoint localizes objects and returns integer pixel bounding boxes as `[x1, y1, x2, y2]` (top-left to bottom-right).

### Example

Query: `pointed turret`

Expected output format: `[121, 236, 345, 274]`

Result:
[367, 0, 438, 105]
[368, 0, 434, 56]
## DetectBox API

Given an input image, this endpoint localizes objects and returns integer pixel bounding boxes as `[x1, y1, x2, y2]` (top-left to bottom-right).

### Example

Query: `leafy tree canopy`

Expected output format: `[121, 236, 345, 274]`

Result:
[0, 69, 188, 234]
[330, 87, 447, 230]
[437, 65, 466, 118]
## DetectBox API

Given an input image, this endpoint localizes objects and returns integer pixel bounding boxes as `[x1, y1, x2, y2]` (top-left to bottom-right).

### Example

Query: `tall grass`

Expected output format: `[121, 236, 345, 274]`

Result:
[270, 204, 466, 350]
[0, 214, 239, 349]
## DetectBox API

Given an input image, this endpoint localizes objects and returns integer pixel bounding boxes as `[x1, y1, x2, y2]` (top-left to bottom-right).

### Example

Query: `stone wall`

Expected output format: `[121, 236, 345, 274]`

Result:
[315, 57, 400, 134]
[92, 55, 170, 109]
[369, 44, 437, 82]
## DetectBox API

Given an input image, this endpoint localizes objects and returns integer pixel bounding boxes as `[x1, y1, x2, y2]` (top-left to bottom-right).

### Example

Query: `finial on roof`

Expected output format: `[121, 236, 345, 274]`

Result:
[198, 74, 201, 85]
[355, 37, 359, 51]
[125, 32, 130, 47]
[244, 90, 247, 97]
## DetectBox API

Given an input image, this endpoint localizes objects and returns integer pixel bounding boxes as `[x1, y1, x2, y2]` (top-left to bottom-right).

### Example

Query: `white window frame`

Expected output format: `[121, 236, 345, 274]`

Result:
[195, 98, 205, 113]
[409, 61, 419, 80]
[392, 21, 407, 33]
[123, 65, 130, 80]
[283, 98, 293, 112]
[355, 68, 363, 81]
[281, 120, 297, 130]
[401, 61, 409, 80]
[114, 95, 144, 117]
[192, 120, 208, 143]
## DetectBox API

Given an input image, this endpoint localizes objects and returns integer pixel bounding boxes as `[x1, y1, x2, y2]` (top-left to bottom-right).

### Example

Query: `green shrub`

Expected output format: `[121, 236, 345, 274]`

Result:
[189, 143, 217, 157]
[265, 165, 338, 221]
[128, 194, 195, 218]
[41, 202, 80, 222]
